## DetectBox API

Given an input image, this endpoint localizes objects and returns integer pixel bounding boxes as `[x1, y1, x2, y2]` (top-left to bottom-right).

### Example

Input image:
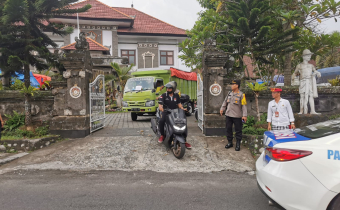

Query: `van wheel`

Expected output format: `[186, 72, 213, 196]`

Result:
[131, 112, 137, 121]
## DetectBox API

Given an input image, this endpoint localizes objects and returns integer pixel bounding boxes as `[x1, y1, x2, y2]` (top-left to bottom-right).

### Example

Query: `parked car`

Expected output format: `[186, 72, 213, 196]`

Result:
[256, 119, 340, 210]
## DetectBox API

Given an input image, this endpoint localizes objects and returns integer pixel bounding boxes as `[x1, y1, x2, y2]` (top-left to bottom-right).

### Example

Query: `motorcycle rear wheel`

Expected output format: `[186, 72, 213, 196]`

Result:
[172, 141, 185, 159]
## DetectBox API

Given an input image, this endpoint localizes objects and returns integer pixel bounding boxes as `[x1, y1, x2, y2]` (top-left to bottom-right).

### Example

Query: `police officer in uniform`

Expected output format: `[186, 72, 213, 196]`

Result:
[158, 82, 192, 149]
[220, 80, 247, 151]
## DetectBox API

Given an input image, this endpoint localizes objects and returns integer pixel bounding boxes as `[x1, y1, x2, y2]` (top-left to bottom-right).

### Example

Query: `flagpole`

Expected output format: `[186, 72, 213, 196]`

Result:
[77, 13, 80, 35]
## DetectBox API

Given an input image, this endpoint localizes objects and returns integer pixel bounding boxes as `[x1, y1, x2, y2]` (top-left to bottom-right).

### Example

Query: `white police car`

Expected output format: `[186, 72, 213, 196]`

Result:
[256, 119, 340, 210]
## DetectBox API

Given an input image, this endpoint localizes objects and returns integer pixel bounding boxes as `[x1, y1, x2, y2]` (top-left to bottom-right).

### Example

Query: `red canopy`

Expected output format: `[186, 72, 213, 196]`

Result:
[170, 67, 197, 81]
[33, 74, 51, 85]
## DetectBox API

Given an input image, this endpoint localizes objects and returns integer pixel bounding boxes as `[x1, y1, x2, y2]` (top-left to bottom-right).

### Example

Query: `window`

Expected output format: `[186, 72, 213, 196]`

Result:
[160, 51, 174, 65]
[121, 50, 136, 65]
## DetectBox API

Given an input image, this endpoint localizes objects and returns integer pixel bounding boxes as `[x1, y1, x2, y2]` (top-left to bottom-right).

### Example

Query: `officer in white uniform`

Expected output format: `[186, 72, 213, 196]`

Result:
[267, 88, 296, 131]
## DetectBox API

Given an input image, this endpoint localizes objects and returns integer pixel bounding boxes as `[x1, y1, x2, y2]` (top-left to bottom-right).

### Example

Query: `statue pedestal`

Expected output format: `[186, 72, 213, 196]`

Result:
[294, 114, 329, 128]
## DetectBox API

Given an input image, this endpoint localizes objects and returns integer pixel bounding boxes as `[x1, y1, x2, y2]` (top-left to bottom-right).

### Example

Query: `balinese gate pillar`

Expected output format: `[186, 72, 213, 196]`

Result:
[50, 34, 93, 138]
[202, 39, 229, 136]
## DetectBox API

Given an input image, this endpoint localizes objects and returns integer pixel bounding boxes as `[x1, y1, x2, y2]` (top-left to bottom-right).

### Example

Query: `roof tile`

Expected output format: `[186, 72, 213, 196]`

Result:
[114, 7, 186, 36]
[61, 37, 109, 51]
[65, 0, 132, 20]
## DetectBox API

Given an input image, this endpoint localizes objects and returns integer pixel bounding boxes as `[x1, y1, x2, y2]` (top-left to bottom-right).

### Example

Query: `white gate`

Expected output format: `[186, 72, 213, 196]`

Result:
[89, 75, 105, 133]
[197, 74, 204, 130]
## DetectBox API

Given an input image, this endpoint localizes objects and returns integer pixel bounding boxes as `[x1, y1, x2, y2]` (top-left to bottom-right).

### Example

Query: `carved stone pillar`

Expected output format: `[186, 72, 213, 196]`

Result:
[50, 36, 93, 138]
[202, 40, 229, 136]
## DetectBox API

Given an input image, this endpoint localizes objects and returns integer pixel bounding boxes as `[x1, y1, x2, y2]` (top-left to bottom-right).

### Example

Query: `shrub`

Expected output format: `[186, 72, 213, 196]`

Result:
[35, 125, 49, 137]
[256, 128, 267, 135]
[243, 115, 255, 129]
[243, 127, 257, 135]
[328, 78, 340, 86]
[10, 78, 25, 90]
[3, 111, 25, 131]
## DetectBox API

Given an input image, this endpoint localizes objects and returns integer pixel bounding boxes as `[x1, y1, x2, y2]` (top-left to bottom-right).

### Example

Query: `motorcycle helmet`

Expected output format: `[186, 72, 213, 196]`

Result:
[169, 81, 177, 92]
[164, 82, 175, 94]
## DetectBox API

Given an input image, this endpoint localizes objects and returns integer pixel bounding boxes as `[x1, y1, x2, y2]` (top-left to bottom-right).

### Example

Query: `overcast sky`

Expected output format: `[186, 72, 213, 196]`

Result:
[100, 0, 339, 33]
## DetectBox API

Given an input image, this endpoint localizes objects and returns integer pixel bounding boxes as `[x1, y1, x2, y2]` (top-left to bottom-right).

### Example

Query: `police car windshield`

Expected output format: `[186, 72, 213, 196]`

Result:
[124, 77, 154, 92]
[295, 119, 340, 139]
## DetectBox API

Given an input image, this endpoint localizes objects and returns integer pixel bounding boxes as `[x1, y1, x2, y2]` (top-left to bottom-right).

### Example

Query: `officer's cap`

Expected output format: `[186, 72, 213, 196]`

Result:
[230, 80, 241, 86]
[271, 88, 282, 92]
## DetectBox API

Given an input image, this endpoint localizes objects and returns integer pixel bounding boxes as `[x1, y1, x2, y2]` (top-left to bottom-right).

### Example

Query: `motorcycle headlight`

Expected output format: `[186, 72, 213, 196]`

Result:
[145, 100, 155, 107]
[122, 101, 128, 107]
[174, 125, 186, 131]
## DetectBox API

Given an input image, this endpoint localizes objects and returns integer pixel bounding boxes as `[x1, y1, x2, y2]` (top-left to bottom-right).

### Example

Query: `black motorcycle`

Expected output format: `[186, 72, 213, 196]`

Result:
[151, 102, 188, 159]
[180, 94, 193, 116]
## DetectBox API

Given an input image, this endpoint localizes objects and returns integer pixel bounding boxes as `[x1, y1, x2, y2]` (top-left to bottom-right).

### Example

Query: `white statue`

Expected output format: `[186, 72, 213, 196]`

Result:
[292, 49, 321, 115]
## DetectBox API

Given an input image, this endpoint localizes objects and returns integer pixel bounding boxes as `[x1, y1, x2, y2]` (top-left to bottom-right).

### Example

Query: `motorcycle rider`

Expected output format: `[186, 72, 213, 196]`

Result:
[158, 82, 192, 149]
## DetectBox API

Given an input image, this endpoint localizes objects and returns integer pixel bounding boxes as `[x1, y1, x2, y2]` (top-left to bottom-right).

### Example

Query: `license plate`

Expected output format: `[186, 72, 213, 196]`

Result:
[131, 108, 140, 111]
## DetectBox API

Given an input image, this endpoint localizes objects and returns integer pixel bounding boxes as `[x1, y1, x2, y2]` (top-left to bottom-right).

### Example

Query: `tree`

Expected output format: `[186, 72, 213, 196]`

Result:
[271, 0, 340, 85]
[247, 82, 267, 121]
[180, 0, 299, 78]
[216, 0, 299, 80]
[0, 0, 90, 128]
[179, 8, 224, 71]
[110, 63, 134, 108]
[315, 32, 340, 68]
[110, 63, 134, 93]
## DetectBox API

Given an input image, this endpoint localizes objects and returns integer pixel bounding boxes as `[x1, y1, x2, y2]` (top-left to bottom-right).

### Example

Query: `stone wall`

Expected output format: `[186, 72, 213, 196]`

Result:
[243, 86, 340, 117]
[0, 90, 54, 124]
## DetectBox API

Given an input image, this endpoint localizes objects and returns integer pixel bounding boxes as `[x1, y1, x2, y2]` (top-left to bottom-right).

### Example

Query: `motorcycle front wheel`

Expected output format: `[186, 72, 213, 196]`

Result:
[172, 141, 186, 159]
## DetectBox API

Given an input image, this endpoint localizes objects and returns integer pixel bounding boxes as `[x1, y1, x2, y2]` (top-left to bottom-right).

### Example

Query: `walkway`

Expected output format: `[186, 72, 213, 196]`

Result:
[105, 112, 151, 129]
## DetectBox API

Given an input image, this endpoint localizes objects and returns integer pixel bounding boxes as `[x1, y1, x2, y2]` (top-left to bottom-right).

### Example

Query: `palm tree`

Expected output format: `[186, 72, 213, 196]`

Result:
[110, 63, 134, 107]
[110, 62, 134, 93]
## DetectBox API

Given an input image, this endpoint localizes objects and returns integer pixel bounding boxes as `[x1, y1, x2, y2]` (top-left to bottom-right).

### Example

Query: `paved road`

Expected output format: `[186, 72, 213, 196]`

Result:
[0, 113, 278, 209]
[103, 112, 204, 137]
[0, 170, 278, 210]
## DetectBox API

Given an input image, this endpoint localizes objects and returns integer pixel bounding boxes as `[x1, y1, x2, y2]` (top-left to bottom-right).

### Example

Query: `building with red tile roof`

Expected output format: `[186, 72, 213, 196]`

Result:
[49, 0, 189, 71]
[114, 7, 186, 36]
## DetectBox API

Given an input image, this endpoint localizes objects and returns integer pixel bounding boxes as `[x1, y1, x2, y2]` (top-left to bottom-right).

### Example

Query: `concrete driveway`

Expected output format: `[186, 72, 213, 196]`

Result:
[0, 113, 255, 174]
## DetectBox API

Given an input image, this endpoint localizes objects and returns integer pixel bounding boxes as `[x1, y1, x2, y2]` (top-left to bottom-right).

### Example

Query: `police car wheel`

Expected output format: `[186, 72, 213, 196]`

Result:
[327, 194, 340, 210]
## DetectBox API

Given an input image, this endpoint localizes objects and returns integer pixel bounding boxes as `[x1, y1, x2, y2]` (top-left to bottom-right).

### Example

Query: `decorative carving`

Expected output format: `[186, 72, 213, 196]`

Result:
[64, 109, 72, 116]
[210, 82, 222, 96]
[31, 104, 40, 116]
[85, 31, 97, 40]
[142, 51, 155, 69]
[63, 70, 71, 78]
[70, 84, 82, 99]
[80, 109, 86, 115]
[79, 71, 86, 78]
[138, 43, 158, 48]
[75, 32, 89, 51]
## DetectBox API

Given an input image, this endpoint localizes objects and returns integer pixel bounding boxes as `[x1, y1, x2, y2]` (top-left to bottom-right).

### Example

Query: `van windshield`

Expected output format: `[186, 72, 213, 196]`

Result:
[295, 119, 340, 139]
[124, 77, 154, 92]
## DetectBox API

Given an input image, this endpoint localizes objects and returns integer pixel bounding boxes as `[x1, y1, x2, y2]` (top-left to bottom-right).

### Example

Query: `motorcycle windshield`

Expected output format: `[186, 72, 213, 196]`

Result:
[170, 109, 187, 125]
